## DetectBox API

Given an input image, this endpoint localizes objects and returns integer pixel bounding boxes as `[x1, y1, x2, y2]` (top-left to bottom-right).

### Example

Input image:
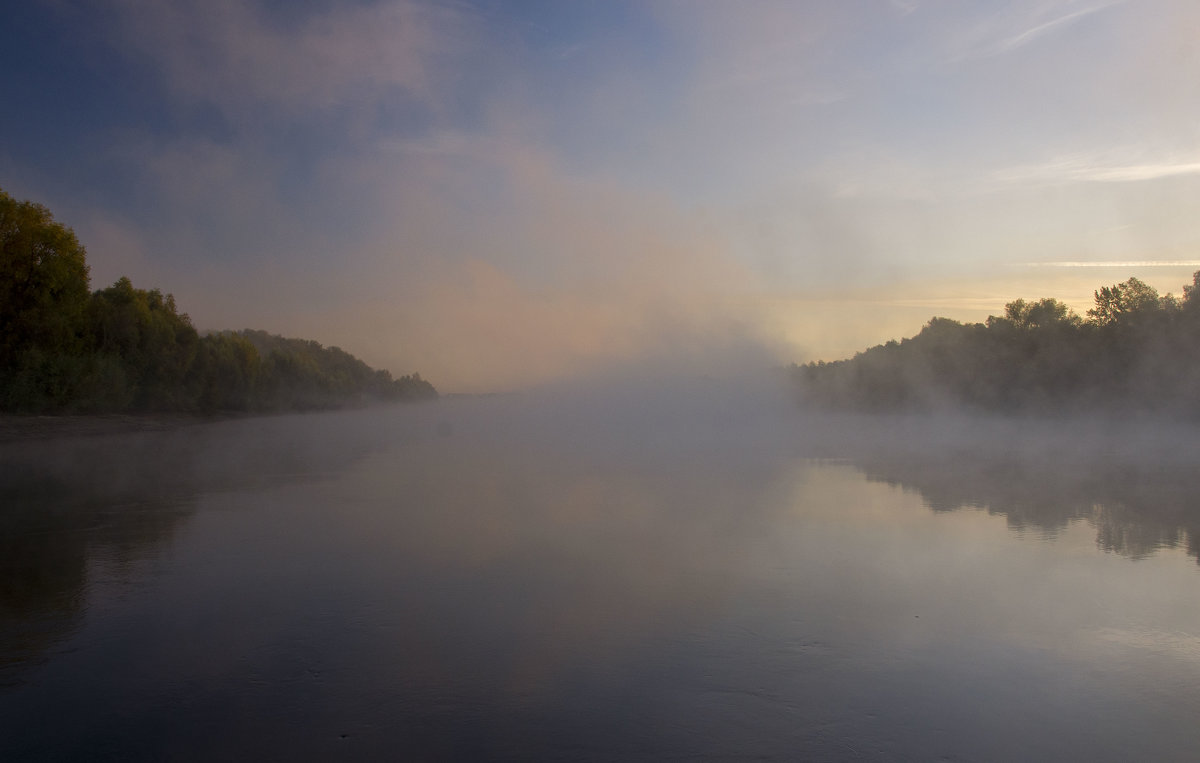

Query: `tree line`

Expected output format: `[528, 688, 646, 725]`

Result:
[792, 272, 1200, 415]
[1, 187, 436, 414]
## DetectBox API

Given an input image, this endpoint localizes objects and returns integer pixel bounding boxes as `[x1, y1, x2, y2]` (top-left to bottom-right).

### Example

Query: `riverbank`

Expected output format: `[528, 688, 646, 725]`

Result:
[0, 412, 221, 443]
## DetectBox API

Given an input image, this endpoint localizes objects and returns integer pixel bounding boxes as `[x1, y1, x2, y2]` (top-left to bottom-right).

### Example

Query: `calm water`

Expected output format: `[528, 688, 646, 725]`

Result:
[3, 383, 1200, 760]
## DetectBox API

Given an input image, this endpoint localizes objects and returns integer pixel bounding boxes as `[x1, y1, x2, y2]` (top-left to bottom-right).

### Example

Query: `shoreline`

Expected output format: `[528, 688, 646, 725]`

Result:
[0, 399, 436, 444]
[0, 412, 228, 443]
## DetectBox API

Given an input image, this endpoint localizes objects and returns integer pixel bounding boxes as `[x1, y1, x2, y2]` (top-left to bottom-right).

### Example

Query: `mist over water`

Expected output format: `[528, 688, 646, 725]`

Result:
[3, 374, 1200, 760]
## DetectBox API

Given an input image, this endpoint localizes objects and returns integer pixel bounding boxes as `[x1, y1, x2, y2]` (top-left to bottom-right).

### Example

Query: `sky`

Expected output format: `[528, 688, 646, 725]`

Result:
[2, 0, 1199, 392]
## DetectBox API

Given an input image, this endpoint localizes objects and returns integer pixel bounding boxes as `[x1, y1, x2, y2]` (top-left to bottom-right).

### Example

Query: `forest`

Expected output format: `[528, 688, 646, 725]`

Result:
[793, 272, 1200, 415]
[0, 188, 436, 414]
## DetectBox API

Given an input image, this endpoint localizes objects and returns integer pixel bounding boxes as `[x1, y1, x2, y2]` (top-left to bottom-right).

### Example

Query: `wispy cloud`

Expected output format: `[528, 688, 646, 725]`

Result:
[887, 0, 920, 16]
[1073, 162, 1200, 183]
[948, 0, 1126, 61]
[992, 153, 1200, 186]
[1024, 260, 1200, 268]
[107, 0, 483, 120]
[995, 1, 1124, 54]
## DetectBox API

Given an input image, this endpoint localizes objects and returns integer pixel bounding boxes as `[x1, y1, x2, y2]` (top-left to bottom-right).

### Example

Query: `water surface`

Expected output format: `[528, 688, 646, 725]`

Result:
[3, 388, 1200, 760]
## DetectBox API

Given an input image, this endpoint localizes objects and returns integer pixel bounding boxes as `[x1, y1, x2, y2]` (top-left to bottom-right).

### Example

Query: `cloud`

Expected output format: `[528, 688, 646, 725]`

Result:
[993, 1, 1124, 54]
[321, 135, 782, 391]
[992, 153, 1200, 186]
[646, 1, 863, 183]
[1023, 260, 1200, 268]
[108, 0, 480, 120]
[1073, 162, 1200, 183]
[887, 0, 920, 16]
[945, 0, 1126, 61]
[354, 258, 773, 392]
[78, 93, 781, 392]
[33, 0, 1200, 389]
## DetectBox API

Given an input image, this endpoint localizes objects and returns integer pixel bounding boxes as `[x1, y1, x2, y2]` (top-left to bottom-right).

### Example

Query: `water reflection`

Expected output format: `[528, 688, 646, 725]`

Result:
[0, 445, 192, 688]
[2, 399, 1199, 760]
[829, 418, 1200, 564]
[0, 407, 437, 689]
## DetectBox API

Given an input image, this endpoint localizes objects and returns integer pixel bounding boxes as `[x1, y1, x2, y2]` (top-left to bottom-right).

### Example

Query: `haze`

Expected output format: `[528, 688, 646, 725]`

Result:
[3, 0, 1199, 391]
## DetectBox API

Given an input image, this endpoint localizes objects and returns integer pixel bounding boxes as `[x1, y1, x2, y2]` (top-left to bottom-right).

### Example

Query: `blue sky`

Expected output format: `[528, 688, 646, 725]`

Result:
[3, 0, 1199, 390]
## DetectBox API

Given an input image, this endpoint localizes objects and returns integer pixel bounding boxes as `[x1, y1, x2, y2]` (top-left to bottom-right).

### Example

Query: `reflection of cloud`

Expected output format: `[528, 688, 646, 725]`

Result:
[1095, 628, 1200, 662]
[340, 408, 796, 699]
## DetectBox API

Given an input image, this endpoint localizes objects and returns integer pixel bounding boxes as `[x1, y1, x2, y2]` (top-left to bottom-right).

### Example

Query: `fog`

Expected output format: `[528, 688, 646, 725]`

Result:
[5, 368, 1200, 757]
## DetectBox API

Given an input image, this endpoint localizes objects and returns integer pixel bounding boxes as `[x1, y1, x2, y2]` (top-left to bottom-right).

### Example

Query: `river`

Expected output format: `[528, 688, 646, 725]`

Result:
[3, 382, 1199, 760]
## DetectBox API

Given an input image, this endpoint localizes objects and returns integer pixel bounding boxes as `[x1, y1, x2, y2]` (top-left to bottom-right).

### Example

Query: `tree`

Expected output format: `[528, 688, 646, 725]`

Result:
[192, 332, 261, 412]
[0, 189, 90, 369]
[0, 187, 436, 413]
[794, 272, 1200, 414]
[999, 297, 1079, 330]
[1182, 271, 1200, 312]
[1087, 277, 1161, 326]
[87, 277, 200, 409]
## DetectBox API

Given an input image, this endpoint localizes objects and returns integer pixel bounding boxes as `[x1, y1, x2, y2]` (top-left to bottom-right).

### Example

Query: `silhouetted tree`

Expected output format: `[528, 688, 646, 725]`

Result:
[992, 297, 1080, 330]
[794, 271, 1200, 417]
[1087, 277, 1162, 326]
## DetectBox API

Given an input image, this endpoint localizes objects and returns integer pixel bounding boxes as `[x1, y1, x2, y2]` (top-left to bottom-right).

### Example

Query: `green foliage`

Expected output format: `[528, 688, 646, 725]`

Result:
[0, 189, 94, 410]
[192, 332, 261, 412]
[796, 272, 1200, 416]
[0, 190, 91, 366]
[0, 187, 436, 414]
[239, 330, 436, 410]
[88, 277, 200, 410]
